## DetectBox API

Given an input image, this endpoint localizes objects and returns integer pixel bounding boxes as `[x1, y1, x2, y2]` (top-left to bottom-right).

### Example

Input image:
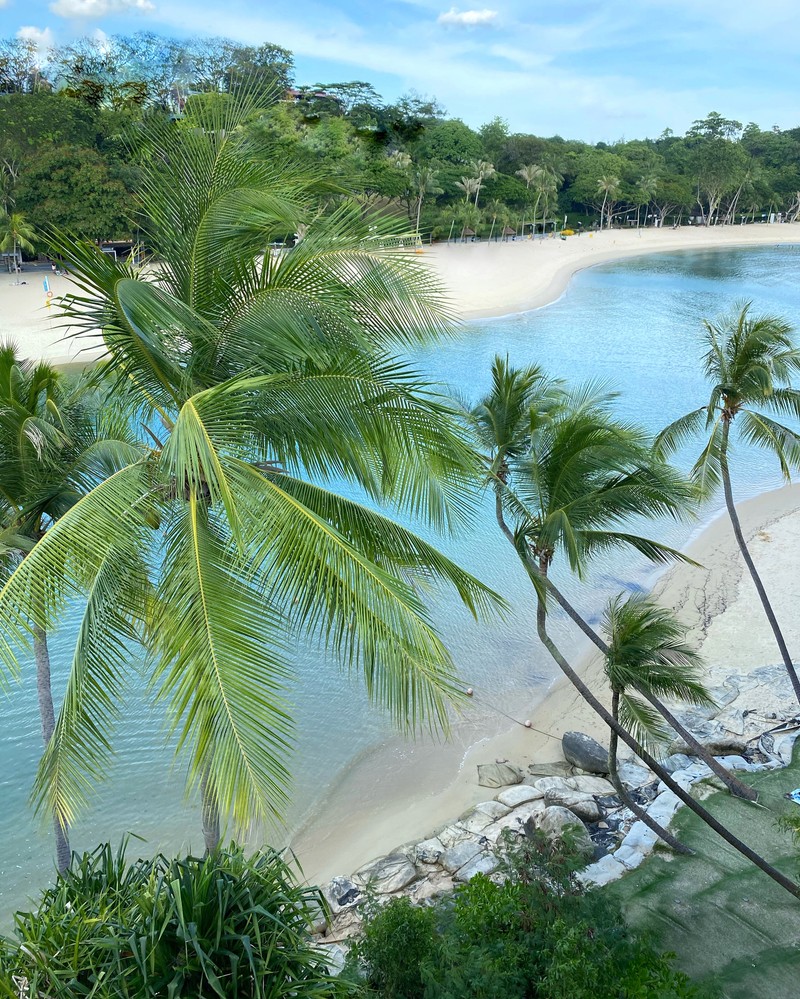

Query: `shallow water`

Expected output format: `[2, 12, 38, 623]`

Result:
[1, 245, 798, 917]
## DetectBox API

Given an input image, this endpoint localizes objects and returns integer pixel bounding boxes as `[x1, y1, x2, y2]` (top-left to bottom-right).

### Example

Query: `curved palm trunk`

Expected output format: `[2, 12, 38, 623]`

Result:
[607, 687, 691, 852]
[542, 576, 757, 801]
[201, 766, 221, 853]
[534, 596, 800, 897]
[34, 623, 71, 873]
[721, 420, 800, 706]
[492, 493, 754, 801]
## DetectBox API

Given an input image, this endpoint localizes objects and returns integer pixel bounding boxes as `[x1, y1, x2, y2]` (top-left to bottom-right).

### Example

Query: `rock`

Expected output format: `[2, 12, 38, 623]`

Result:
[538, 806, 594, 858]
[436, 822, 469, 849]
[314, 943, 348, 976]
[326, 907, 364, 941]
[482, 801, 546, 844]
[660, 753, 694, 774]
[646, 791, 683, 827]
[544, 788, 602, 823]
[307, 898, 328, 935]
[527, 761, 575, 778]
[616, 760, 653, 788]
[405, 870, 454, 902]
[533, 776, 572, 793]
[322, 877, 363, 915]
[562, 731, 609, 774]
[440, 839, 483, 874]
[477, 762, 523, 787]
[714, 754, 764, 772]
[455, 854, 499, 882]
[567, 775, 616, 796]
[457, 809, 496, 834]
[354, 854, 418, 894]
[472, 800, 511, 819]
[496, 785, 544, 807]
[415, 837, 445, 865]
[579, 853, 627, 887]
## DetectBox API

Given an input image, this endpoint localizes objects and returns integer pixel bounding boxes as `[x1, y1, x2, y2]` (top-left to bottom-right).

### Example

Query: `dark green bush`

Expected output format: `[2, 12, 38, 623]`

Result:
[0, 842, 352, 999]
[349, 831, 711, 999]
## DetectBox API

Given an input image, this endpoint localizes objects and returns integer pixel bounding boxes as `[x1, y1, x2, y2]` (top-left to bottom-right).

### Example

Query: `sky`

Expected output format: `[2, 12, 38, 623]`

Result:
[1, 0, 798, 142]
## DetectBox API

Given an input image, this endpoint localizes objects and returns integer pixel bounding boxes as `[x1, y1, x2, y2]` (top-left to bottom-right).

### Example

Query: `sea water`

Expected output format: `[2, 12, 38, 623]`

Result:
[1, 245, 798, 917]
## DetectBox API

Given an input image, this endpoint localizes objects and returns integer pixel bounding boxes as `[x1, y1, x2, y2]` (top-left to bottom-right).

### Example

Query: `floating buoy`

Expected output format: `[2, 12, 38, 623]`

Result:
[466, 687, 474, 696]
[524, 720, 532, 728]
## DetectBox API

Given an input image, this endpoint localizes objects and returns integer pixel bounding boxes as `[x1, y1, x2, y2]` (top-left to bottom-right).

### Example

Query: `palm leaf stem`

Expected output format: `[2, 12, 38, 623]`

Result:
[33, 618, 71, 872]
[720, 419, 800, 705]
[532, 581, 800, 899]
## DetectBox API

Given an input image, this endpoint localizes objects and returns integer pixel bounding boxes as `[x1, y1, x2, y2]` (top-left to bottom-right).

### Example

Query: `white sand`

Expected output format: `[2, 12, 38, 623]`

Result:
[422, 223, 800, 321]
[4, 226, 799, 883]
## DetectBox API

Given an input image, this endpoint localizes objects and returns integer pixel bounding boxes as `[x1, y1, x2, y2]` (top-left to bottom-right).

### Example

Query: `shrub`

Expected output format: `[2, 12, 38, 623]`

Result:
[0, 842, 352, 999]
[349, 831, 711, 999]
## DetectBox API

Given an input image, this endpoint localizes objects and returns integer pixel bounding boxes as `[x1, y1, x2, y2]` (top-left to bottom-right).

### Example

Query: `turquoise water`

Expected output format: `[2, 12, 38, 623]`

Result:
[1, 245, 799, 917]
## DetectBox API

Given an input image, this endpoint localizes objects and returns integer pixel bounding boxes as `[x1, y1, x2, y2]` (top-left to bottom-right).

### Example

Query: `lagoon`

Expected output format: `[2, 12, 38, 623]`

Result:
[1, 245, 798, 917]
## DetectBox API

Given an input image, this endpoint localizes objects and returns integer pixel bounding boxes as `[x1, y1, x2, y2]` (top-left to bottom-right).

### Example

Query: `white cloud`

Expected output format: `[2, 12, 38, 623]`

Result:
[16, 25, 56, 51]
[49, 0, 155, 17]
[437, 7, 497, 26]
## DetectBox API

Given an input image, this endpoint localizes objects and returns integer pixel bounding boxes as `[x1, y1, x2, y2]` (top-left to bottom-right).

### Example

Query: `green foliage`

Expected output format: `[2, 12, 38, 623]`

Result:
[0, 843, 350, 999]
[348, 833, 706, 999]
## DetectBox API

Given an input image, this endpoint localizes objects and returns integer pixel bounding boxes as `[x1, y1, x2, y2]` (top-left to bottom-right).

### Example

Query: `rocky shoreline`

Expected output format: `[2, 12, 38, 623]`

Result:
[311, 665, 800, 971]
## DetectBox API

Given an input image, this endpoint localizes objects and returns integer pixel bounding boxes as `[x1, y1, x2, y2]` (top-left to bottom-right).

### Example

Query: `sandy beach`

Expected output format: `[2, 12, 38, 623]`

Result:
[3, 224, 800, 886]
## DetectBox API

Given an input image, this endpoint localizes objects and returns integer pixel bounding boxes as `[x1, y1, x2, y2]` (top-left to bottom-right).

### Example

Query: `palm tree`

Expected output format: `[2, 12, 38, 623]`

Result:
[597, 175, 621, 229]
[601, 594, 714, 801]
[469, 160, 495, 208]
[0, 211, 35, 271]
[472, 359, 800, 896]
[473, 360, 758, 802]
[413, 167, 442, 238]
[0, 88, 501, 853]
[456, 176, 480, 204]
[656, 304, 800, 706]
[636, 174, 658, 229]
[0, 348, 141, 871]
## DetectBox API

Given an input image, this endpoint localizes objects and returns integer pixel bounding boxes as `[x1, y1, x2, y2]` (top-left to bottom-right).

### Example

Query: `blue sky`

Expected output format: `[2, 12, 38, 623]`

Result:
[2, 0, 797, 141]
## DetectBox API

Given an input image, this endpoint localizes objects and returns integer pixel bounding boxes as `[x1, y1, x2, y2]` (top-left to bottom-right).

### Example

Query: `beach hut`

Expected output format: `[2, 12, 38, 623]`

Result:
[501, 226, 517, 241]
[460, 227, 477, 242]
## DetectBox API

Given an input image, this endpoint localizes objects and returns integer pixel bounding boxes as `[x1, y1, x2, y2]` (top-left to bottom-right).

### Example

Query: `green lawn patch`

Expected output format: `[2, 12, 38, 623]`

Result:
[608, 748, 800, 997]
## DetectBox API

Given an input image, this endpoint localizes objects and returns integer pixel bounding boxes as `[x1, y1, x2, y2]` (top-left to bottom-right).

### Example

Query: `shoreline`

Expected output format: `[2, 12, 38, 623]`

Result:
[4, 226, 800, 890]
[1, 226, 799, 367]
[291, 482, 800, 883]
[421, 224, 800, 322]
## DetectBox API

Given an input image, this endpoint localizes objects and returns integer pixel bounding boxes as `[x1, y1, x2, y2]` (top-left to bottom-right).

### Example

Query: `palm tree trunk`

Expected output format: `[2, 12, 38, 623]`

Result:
[720, 420, 800, 705]
[607, 688, 691, 853]
[534, 594, 800, 898]
[540, 575, 757, 801]
[34, 623, 71, 873]
[201, 766, 220, 853]
[415, 195, 423, 238]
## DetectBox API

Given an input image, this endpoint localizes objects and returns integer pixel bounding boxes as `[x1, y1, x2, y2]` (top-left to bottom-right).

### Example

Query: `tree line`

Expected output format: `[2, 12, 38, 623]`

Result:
[2, 32, 800, 246]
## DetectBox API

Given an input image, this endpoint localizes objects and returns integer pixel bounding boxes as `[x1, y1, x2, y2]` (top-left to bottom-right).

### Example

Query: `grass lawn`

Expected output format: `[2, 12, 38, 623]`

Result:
[608, 747, 800, 997]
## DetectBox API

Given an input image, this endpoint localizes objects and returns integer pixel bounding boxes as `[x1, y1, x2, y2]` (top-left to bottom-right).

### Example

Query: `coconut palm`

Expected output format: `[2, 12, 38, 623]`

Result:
[597, 175, 621, 229]
[474, 359, 757, 802]
[469, 160, 495, 208]
[456, 176, 480, 204]
[413, 166, 442, 238]
[656, 303, 800, 706]
[472, 359, 799, 895]
[0, 348, 142, 871]
[601, 594, 714, 801]
[0, 211, 35, 271]
[0, 88, 501, 853]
